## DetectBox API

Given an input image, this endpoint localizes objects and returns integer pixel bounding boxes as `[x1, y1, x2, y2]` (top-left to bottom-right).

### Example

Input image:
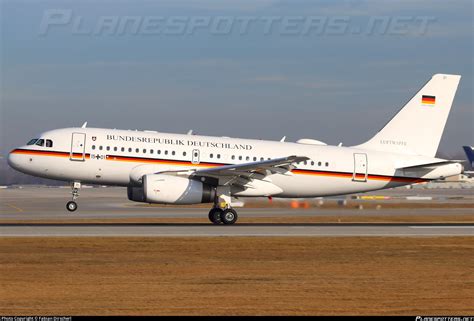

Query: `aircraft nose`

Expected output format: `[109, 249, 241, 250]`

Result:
[7, 149, 21, 171]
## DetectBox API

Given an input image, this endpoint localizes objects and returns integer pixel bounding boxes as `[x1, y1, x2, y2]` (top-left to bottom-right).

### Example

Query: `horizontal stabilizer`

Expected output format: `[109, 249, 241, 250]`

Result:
[397, 160, 463, 170]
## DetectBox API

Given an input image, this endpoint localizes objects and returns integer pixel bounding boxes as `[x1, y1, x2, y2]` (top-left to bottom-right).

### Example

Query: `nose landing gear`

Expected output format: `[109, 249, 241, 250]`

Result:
[66, 200, 78, 212]
[66, 181, 81, 212]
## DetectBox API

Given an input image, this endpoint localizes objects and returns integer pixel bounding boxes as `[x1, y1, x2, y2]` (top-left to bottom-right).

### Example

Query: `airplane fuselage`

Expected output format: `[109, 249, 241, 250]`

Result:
[8, 127, 461, 198]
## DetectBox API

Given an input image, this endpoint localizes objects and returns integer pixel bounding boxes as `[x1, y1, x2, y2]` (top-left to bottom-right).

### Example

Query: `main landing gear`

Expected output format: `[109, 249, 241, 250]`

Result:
[208, 207, 238, 225]
[66, 181, 81, 212]
[208, 188, 238, 225]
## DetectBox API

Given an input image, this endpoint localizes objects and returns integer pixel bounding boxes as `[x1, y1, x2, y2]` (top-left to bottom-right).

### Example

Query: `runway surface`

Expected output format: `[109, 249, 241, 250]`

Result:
[1, 222, 473, 237]
[1, 186, 473, 219]
[1, 186, 473, 237]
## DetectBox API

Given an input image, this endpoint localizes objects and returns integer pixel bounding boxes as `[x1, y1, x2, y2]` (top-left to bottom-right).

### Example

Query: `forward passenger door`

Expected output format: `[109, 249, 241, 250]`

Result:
[70, 133, 86, 161]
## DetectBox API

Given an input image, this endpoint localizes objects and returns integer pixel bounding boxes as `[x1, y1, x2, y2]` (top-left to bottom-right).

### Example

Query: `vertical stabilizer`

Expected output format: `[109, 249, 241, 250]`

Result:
[355, 74, 461, 157]
[463, 146, 474, 167]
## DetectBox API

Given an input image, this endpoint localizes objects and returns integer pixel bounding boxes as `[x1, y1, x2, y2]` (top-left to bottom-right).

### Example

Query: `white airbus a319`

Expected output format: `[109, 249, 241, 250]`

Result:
[8, 74, 463, 224]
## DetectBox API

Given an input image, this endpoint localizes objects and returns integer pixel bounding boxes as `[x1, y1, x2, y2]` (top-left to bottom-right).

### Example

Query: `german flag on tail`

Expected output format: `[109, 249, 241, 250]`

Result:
[422, 95, 436, 105]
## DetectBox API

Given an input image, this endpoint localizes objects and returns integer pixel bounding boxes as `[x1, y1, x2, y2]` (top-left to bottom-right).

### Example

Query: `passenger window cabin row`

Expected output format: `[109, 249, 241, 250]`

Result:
[90, 145, 330, 167]
[24, 140, 330, 168]
[92, 145, 181, 156]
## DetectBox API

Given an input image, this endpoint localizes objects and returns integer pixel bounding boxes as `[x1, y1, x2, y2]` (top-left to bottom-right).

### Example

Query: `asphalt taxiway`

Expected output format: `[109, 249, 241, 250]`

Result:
[1, 187, 473, 237]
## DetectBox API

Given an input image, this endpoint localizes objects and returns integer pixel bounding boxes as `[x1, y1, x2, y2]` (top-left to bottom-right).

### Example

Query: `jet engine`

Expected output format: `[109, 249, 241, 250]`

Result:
[130, 174, 215, 204]
[127, 186, 146, 202]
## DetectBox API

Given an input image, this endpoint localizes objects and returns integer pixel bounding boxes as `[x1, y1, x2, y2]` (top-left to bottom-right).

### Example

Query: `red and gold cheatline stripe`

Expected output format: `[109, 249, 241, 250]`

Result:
[292, 169, 352, 179]
[292, 169, 427, 183]
[107, 155, 218, 168]
[10, 149, 90, 159]
[10, 148, 429, 183]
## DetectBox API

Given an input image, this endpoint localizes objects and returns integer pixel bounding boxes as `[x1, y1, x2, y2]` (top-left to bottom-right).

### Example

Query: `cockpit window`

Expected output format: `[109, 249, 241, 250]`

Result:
[27, 139, 38, 145]
[35, 139, 45, 146]
[46, 139, 53, 148]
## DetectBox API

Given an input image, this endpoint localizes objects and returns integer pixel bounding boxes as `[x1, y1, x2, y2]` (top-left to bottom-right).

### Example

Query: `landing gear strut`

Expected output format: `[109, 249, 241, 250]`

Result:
[66, 181, 81, 212]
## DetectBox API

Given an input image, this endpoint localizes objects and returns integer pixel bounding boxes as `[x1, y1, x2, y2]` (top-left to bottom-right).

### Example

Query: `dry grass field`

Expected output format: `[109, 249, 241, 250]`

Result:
[1, 237, 473, 315]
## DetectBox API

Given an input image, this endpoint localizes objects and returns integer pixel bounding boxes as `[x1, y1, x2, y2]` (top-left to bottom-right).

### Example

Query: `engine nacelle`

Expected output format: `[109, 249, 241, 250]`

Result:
[143, 174, 215, 204]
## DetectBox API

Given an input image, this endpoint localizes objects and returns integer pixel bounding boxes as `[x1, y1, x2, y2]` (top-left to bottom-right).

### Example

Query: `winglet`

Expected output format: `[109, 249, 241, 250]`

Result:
[81, 122, 88, 128]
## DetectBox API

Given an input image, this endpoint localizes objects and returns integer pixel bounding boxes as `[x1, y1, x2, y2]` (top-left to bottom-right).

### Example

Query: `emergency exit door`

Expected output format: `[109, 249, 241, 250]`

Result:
[70, 133, 86, 161]
[353, 153, 367, 182]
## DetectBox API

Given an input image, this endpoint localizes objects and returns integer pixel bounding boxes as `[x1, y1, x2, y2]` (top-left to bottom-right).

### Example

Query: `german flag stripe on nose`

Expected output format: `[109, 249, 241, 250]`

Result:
[422, 95, 436, 105]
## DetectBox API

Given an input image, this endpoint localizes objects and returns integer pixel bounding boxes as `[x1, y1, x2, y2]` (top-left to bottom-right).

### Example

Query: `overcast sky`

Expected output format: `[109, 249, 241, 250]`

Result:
[1, 0, 472, 156]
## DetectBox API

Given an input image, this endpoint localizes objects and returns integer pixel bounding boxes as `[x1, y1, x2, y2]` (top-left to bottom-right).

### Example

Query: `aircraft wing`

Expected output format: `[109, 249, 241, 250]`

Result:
[158, 155, 309, 186]
[193, 155, 308, 178]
